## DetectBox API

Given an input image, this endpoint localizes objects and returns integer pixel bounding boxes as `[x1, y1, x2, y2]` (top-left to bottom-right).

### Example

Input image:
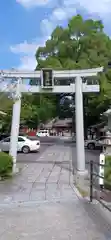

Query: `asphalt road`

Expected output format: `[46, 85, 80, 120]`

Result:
[17, 144, 48, 163]
[17, 137, 100, 168]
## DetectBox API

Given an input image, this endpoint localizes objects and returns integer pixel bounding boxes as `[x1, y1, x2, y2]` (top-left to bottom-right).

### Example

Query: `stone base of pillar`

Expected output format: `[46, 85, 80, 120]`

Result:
[12, 164, 19, 174]
[74, 169, 89, 184]
[76, 169, 88, 176]
[73, 169, 90, 197]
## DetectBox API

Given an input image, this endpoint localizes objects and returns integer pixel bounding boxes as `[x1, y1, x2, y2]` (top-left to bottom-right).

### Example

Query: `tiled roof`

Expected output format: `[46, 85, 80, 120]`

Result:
[53, 118, 72, 127]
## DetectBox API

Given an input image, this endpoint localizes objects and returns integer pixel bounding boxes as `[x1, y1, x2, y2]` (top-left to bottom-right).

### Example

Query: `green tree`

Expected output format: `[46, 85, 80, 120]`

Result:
[20, 93, 56, 128]
[0, 94, 13, 113]
[0, 91, 56, 131]
[32, 14, 111, 126]
[0, 94, 13, 132]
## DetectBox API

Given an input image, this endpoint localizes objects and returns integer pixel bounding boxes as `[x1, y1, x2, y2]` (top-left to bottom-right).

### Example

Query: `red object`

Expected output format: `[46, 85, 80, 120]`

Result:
[27, 129, 36, 136]
[20, 126, 37, 136]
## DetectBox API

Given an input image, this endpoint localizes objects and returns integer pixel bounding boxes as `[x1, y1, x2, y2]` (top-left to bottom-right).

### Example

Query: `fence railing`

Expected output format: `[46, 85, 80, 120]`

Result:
[89, 160, 111, 211]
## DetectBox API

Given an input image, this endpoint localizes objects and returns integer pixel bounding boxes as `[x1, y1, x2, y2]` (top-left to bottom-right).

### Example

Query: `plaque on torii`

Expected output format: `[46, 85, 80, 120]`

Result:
[41, 68, 53, 88]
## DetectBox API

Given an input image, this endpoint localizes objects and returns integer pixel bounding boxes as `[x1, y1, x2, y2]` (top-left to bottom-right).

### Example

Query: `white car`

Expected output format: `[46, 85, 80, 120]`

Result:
[36, 129, 49, 137]
[0, 136, 40, 153]
[84, 137, 105, 150]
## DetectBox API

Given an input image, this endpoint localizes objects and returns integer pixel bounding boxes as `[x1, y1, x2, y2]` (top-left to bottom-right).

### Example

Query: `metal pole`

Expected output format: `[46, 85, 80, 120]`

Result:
[75, 76, 85, 173]
[9, 78, 21, 173]
[90, 160, 93, 202]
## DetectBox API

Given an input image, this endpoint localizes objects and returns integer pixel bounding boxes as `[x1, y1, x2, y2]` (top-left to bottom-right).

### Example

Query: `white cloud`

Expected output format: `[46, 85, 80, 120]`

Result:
[40, 19, 55, 36]
[63, 0, 75, 7]
[52, 8, 68, 21]
[63, 0, 111, 15]
[18, 55, 36, 70]
[16, 0, 52, 8]
[11, 2, 76, 70]
[52, 7, 77, 21]
[10, 41, 37, 54]
[10, 39, 46, 70]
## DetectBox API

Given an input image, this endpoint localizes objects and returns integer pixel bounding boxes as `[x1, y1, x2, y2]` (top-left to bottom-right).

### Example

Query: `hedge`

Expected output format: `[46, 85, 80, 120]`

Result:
[104, 155, 111, 190]
[0, 152, 13, 178]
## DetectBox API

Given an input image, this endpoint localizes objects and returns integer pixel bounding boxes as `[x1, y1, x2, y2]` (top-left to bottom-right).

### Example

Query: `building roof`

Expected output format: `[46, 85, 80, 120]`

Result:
[43, 118, 72, 129]
[53, 118, 72, 127]
[89, 122, 106, 129]
[44, 118, 57, 129]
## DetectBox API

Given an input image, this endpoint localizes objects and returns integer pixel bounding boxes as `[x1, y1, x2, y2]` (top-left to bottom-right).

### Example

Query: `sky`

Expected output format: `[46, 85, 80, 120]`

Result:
[0, 0, 111, 71]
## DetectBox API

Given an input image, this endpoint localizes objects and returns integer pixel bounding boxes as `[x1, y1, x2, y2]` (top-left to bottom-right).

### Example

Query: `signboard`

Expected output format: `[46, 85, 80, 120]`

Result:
[41, 69, 53, 88]
[99, 153, 105, 187]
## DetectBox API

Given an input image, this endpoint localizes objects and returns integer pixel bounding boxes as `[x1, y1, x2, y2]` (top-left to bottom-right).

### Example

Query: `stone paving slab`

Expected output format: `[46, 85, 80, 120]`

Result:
[0, 145, 74, 204]
[0, 200, 110, 240]
[0, 145, 111, 239]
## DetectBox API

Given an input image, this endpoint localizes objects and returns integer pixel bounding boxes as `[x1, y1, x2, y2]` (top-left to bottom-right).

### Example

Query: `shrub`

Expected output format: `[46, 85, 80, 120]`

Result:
[104, 155, 111, 190]
[0, 152, 13, 178]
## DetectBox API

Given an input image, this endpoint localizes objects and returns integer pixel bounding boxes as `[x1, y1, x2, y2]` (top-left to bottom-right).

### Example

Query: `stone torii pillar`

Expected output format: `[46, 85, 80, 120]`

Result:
[9, 78, 22, 173]
[75, 76, 85, 174]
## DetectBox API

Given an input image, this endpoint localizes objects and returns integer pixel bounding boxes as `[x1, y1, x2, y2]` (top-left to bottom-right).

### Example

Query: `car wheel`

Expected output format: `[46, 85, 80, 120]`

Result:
[87, 143, 95, 150]
[22, 146, 30, 154]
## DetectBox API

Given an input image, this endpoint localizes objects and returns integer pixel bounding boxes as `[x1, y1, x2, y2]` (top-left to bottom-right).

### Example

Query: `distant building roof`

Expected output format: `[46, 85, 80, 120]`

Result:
[53, 118, 72, 128]
[44, 118, 57, 129]
[89, 122, 106, 129]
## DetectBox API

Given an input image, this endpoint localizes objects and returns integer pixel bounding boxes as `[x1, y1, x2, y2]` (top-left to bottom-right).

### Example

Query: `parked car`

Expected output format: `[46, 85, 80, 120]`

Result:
[0, 136, 40, 153]
[0, 132, 26, 141]
[36, 129, 49, 137]
[84, 137, 105, 150]
[0, 133, 10, 141]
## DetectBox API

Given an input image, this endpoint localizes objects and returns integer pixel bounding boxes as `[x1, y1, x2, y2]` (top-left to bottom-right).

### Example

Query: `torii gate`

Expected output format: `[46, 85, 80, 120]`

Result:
[0, 67, 103, 174]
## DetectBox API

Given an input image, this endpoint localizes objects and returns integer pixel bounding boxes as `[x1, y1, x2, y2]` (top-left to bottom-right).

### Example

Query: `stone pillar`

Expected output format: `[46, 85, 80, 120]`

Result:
[9, 78, 21, 173]
[75, 76, 85, 174]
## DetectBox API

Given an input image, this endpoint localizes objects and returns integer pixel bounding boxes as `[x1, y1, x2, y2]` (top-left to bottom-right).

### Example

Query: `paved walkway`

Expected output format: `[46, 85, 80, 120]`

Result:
[0, 145, 74, 204]
[0, 199, 111, 239]
[0, 145, 111, 239]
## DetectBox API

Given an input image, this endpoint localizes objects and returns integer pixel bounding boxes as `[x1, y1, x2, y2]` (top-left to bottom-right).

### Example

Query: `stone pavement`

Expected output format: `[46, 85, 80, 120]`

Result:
[0, 199, 111, 239]
[0, 145, 75, 204]
[0, 145, 111, 239]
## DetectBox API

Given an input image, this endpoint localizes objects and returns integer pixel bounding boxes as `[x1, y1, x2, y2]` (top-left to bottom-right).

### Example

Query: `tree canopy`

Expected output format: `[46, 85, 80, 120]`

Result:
[20, 93, 56, 128]
[0, 92, 57, 132]
[34, 14, 111, 126]
[36, 15, 111, 69]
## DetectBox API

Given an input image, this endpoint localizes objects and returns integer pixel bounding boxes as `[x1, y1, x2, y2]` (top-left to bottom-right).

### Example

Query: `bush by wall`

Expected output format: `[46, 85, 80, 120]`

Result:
[0, 152, 13, 178]
[104, 155, 111, 190]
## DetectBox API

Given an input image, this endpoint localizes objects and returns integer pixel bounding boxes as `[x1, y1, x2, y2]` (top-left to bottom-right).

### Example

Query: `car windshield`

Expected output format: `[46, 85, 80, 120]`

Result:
[3, 137, 10, 142]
